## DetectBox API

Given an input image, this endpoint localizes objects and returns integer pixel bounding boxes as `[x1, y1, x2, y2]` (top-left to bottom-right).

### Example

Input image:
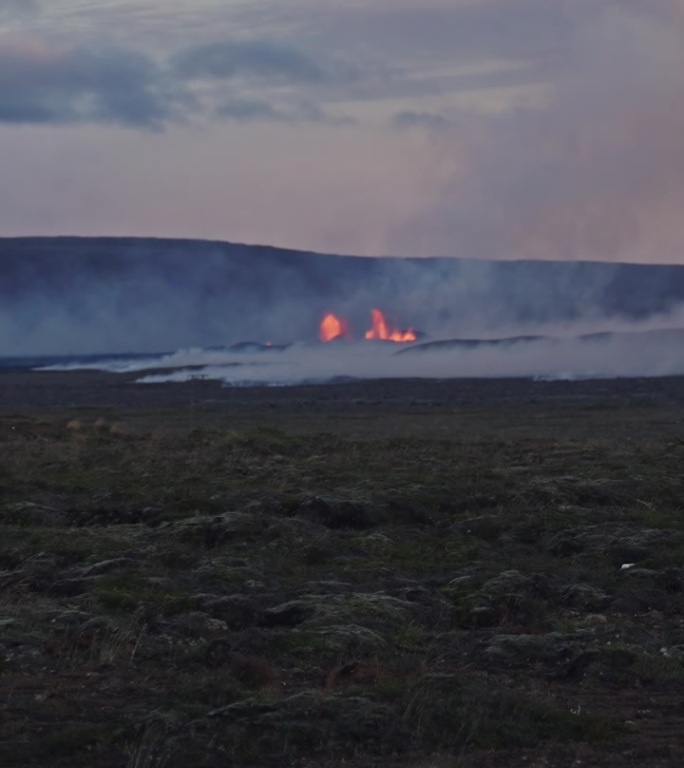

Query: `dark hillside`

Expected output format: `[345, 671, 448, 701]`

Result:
[2, 237, 684, 355]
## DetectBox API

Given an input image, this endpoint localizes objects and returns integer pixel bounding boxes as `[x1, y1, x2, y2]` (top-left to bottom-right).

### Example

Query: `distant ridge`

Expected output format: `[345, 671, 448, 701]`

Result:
[398, 328, 684, 354]
[2, 236, 684, 356]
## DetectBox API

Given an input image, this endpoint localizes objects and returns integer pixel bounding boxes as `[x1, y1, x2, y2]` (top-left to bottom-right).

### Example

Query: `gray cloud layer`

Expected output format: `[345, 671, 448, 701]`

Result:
[0, 1, 585, 130]
[173, 40, 329, 83]
[0, 35, 350, 129]
[0, 0, 38, 17]
[0, 41, 184, 128]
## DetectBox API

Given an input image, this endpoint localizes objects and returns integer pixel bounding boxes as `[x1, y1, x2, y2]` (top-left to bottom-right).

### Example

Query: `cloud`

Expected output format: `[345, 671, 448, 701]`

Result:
[173, 40, 332, 84]
[0, 0, 39, 19]
[0, 32, 351, 129]
[215, 99, 287, 122]
[396, 1, 684, 262]
[392, 111, 452, 131]
[349, 1, 572, 63]
[0, 38, 187, 128]
[215, 98, 353, 126]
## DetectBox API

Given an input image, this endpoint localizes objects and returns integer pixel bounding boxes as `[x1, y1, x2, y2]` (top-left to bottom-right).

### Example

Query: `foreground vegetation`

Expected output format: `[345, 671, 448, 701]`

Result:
[2, 388, 684, 766]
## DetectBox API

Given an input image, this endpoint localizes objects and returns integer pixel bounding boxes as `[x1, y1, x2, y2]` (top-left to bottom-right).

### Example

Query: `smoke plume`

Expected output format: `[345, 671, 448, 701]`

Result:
[400, 1, 684, 263]
[4, 236, 684, 357]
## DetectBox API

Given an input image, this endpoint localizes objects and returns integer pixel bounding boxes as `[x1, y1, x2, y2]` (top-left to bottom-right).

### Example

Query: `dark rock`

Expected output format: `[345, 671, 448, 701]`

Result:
[164, 511, 269, 548]
[459, 569, 556, 628]
[296, 581, 354, 595]
[548, 534, 586, 557]
[504, 520, 544, 545]
[45, 609, 94, 627]
[201, 691, 396, 754]
[656, 568, 684, 593]
[621, 568, 659, 580]
[558, 647, 639, 681]
[8, 553, 60, 592]
[461, 606, 502, 628]
[0, 502, 68, 527]
[446, 574, 477, 588]
[453, 515, 506, 541]
[207, 646, 275, 687]
[559, 583, 612, 612]
[483, 632, 587, 667]
[166, 611, 228, 636]
[302, 545, 334, 565]
[48, 577, 95, 597]
[200, 595, 259, 628]
[79, 557, 137, 577]
[295, 497, 384, 530]
[609, 595, 651, 614]
[384, 500, 435, 526]
[481, 569, 555, 600]
[549, 525, 683, 566]
[205, 698, 280, 720]
[261, 600, 312, 627]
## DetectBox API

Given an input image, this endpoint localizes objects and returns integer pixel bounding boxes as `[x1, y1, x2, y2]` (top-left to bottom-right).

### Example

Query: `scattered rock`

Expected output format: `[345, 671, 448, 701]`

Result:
[548, 525, 683, 566]
[621, 568, 659, 580]
[163, 511, 269, 548]
[557, 647, 639, 681]
[461, 606, 503, 628]
[294, 497, 384, 529]
[167, 611, 229, 636]
[79, 557, 137, 577]
[201, 691, 396, 755]
[560, 583, 612, 612]
[313, 624, 388, 654]
[48, 577, 96, 597]
[459, 569, 556, 628]
[261, 600, 312, 628]
[453, 514, 507, 541]
[483, 632, 589, 668]
[324, 660, 384, 690]
[0, 502, 68, 527]
[199, 594, 260, 628]
[656, 568, 684, 593]
[203, 641, 276, 687]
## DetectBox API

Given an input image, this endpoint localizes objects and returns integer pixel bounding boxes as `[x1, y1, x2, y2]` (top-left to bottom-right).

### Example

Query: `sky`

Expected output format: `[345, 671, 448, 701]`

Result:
[1, 0, 683, 261]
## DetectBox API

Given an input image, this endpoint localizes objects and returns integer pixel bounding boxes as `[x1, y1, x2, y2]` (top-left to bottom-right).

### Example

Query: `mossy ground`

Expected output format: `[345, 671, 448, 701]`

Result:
[2, 374, 684, 766]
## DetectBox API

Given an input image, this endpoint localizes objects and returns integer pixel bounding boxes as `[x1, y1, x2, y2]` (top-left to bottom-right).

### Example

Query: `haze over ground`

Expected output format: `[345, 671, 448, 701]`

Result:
[1, 1, 683, 262]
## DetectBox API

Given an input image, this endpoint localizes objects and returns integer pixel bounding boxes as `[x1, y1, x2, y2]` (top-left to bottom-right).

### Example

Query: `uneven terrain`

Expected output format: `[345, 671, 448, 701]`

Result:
[2, 370, 684, 766]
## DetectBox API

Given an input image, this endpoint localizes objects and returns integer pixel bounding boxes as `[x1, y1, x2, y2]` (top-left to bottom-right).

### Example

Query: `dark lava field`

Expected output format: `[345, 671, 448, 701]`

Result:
[2, 369, 684, 767]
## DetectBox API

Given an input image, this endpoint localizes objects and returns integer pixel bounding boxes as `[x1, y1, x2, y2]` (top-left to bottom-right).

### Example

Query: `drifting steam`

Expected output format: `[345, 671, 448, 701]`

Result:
[4, 236, 684, 384]
[38, 323, 684, 387]
[39, 327, 684, 386]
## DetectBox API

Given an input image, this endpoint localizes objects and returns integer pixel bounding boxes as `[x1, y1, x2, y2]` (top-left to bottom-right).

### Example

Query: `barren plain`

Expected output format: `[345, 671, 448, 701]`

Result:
[2, 369, 684, 766]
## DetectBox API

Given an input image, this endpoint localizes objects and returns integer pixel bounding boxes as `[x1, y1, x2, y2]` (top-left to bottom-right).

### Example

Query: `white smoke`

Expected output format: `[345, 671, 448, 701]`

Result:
[40, 328, 684, 385]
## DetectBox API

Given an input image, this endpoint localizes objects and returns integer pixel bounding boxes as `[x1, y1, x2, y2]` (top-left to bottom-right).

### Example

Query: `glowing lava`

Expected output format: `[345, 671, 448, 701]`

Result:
[319, 313, 350, 342]
[364, 308, 416, 342]
[319, 309, 416, 342]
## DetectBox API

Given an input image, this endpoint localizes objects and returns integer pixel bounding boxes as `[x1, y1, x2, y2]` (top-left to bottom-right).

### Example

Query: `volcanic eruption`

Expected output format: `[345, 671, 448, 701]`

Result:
[319, 313, 351, 342]
[364, 308, 417, 342]
[319, 309, 416, 343]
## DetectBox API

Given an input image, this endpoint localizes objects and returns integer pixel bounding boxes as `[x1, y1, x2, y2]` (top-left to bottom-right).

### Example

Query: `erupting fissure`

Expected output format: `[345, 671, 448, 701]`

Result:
[319, 309, 416, 343]
[319, 313, 350, 342]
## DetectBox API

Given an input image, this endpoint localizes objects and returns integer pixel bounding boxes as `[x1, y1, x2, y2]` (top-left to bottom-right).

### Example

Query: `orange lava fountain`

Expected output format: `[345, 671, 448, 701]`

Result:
[364, 308, 416, 342]
[319, 313, 349, 342]
[319, 309, 416, 342]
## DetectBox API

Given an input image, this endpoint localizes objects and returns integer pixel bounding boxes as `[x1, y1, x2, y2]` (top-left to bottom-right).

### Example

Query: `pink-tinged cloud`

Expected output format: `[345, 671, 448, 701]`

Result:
[395, 1, 684, 262]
